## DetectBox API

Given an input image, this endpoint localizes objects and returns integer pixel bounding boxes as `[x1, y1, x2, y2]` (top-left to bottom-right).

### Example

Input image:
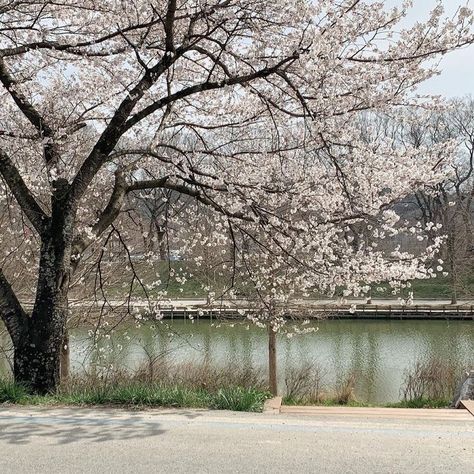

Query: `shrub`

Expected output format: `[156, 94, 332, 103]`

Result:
[333, 372, 356, 405]
[284, 361, 325, 403]
[401, 358, 466, 402]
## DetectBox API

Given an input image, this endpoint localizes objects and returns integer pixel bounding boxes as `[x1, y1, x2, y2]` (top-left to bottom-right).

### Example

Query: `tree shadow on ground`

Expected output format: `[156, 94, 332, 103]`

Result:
[0, 408, 202, 445]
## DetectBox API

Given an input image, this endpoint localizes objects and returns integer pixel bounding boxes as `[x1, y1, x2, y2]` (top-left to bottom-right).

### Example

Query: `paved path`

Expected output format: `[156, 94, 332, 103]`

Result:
[0, 407, 473, 473]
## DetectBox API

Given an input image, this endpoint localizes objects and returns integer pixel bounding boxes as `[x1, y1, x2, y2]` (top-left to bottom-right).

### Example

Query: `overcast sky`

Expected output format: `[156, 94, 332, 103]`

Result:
[385, 0, 474, 97]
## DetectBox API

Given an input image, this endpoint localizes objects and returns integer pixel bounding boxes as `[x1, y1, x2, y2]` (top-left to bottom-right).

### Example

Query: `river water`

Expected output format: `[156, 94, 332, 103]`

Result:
[55, 318, 474, 404]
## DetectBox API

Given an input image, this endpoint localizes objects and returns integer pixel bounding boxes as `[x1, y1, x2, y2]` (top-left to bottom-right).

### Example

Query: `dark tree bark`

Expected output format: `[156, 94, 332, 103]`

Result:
[13, 178, 73, 394]
[13, 320, 64, 394]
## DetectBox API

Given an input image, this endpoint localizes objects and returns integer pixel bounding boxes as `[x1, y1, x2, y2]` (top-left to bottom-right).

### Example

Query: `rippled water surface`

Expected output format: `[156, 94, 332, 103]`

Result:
[55, 319, 474, 403]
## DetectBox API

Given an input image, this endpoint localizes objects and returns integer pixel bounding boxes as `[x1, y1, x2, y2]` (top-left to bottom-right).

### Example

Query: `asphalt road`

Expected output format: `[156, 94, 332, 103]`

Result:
[0, 407, 473, 473]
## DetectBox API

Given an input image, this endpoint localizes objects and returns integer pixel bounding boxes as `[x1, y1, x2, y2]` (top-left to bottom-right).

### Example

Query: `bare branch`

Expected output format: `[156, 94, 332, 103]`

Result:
[124, 49, 306, 132]
[69, 45, 188, 204]
[0, 148, 48, 234]
[71, 169, 128, 265]
[0, 58, 60, 164]
[0, 267, 28, 346]
[164, 0, 177, 52]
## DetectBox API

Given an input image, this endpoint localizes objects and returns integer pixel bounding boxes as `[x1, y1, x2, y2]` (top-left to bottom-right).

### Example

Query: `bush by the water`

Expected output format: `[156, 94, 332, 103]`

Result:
[281, 359, 467, 408]
[283, 363, 360, 406]
[399, 357, 471, 406]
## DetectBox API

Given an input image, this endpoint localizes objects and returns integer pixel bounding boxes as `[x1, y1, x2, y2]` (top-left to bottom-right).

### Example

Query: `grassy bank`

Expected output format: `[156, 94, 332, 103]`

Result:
[283, 396, 451, 408]
[385, 398, 451, 408]
[0, 379, 270, 412]
[371, 275, 474, 300]
[0, 361, 271, 412]
[0, 379, 454, 411]
[0, 357, 462, 411]
[0, 379, 451, 410]
[1, 378, 451, 410]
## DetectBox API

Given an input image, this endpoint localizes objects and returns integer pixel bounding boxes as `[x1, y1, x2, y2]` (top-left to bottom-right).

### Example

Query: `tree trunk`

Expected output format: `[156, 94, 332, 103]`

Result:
[268, 325, 278, 396]
[60, 330, 70, 381]
[14, 322, 64, 394]
[451, 289, 458, 305]
[12, 178, 74, 394]
[157, 229, 167, 261]
[447, 233, 458, 305]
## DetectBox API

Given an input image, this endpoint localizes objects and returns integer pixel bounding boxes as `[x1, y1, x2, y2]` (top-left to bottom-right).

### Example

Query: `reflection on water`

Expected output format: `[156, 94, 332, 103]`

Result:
[1, 319, 473, 403]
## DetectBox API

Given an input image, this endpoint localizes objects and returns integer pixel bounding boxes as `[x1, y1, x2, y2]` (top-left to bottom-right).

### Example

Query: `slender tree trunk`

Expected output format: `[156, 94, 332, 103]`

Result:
[60, 330, 70, 381]
[268, 325, 278, 396]
[450, 286, 458, 305]
[157, 229, 167, 261]
[447, 232, 458, 305]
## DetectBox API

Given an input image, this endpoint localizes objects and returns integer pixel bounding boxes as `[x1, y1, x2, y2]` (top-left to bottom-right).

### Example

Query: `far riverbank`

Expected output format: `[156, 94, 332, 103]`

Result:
[59, 298, 474, 321]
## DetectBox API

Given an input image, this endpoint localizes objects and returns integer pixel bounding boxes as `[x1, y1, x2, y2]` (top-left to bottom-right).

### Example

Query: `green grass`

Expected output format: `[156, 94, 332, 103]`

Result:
[0, 379, 452, 411]
[210, 387, 269, 411]
[64, 252, 474, 302]
[97, 274, 474, 301]
[282, 394, 450, 408]
[370, 274, 474, 300]
[407, 279, 454, 299]
[59, 384, 212, 408]
[93, 261, 208, 299]
[385, 398, 450, 409]
[72, 258, 474, 300]
[0, 378, 270, 412]
[283, 396, 372, 407]
[0, 379, 30, 403]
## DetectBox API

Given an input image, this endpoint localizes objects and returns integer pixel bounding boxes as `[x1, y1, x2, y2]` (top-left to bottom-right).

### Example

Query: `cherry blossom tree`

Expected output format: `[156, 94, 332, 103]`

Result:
[404, 98, 474, 303]
[0, 0, 473, 393]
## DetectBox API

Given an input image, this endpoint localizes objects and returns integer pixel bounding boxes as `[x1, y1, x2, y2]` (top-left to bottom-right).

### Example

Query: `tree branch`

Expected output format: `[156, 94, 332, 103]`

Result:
[0, 268, 28, 347]
[127, 177, 251, 222]
[69, 43, 306, 210]
[0, 58, 60, 164]
[123, 49, 305, 132]
[71, 169, 128, 265]
[164, 0, 177, 52]
[0, 17, 164, 57]
[69, 45, 187, 204]
[0, 149, 48, 234]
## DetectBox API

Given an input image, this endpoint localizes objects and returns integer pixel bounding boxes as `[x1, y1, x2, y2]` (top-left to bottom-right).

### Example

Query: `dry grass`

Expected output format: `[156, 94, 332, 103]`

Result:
[284, 362, 325, 403]
[64, 360, 268, 396]
[283, 364, 358, 406]
[400, 358, 469, 402]
[333, 371, 357, 405]
[133, 360, 267, 392]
